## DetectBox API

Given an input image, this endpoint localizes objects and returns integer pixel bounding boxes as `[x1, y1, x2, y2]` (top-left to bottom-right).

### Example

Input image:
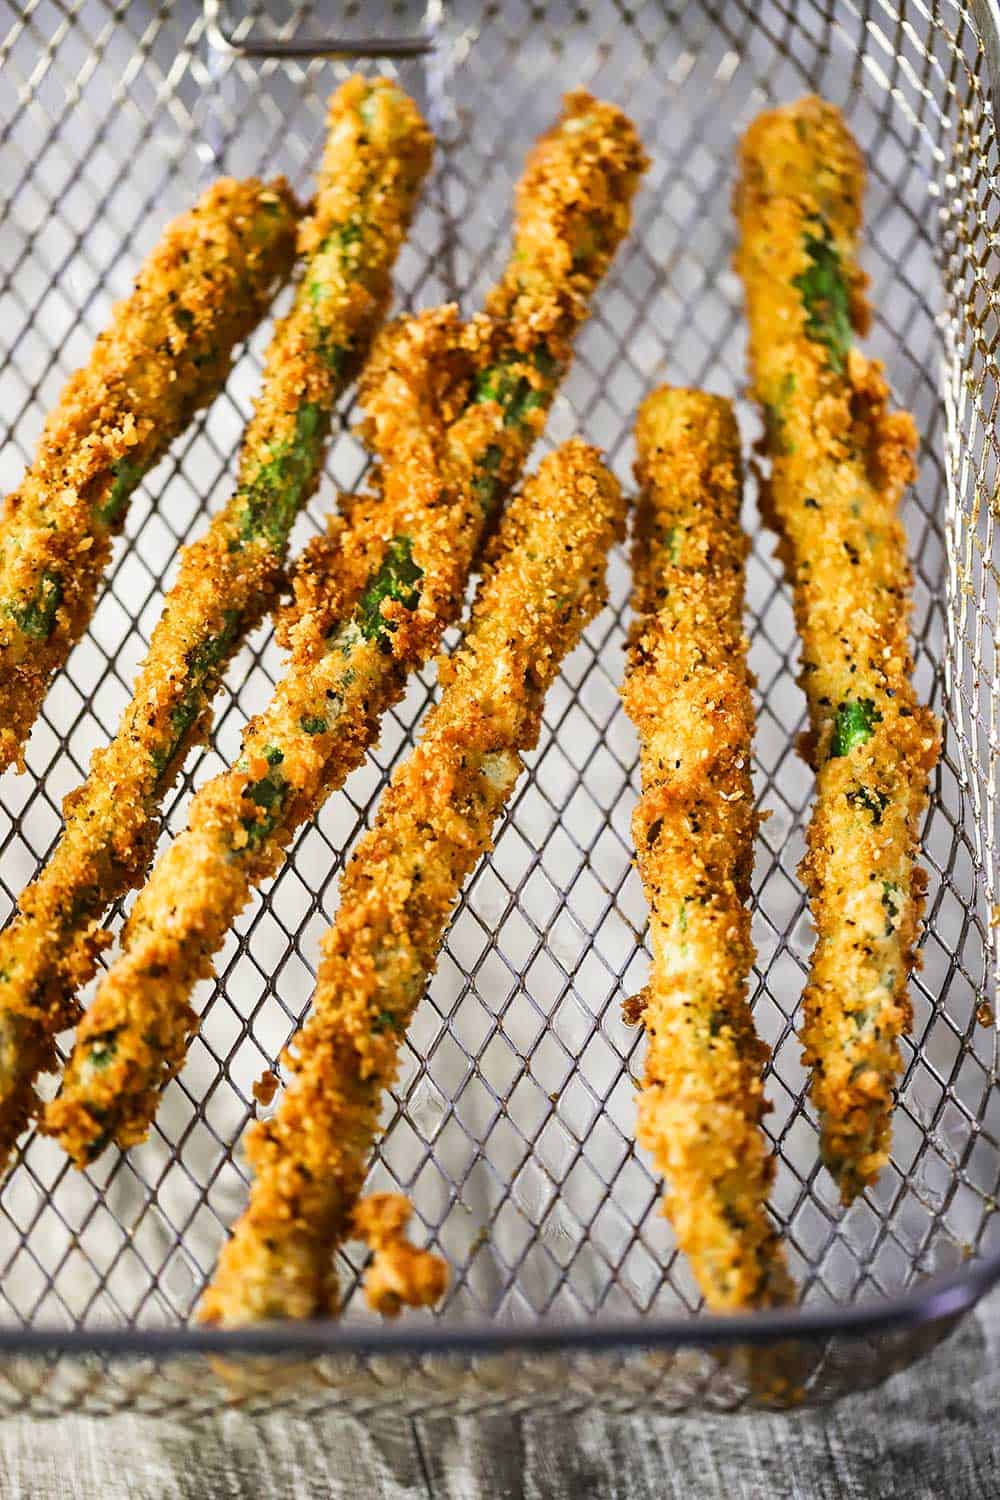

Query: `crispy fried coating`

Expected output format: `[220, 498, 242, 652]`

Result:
[625, 389, 793, 1310]
[0, 176, 299, 773]
[353, 1194, 449, 1318]
[198, 441, 625, 1325]
[735, 98, 940, 1200]
[0, 78, 432, 1168]
[44, 93, 646, 1168]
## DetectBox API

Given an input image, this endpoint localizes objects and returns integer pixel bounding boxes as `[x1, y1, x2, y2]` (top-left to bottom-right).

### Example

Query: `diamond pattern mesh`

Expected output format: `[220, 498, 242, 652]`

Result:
[0, 0, 996, 1414]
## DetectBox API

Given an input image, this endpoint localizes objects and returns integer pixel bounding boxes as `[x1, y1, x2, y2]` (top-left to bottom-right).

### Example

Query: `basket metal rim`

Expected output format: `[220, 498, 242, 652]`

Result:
[202, 0, 436, 57]
[0, 1248, 991, 1359]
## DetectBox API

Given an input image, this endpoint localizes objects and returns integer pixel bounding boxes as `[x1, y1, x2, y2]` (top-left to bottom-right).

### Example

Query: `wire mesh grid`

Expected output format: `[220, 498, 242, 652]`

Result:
[0, 0, 997, 1416]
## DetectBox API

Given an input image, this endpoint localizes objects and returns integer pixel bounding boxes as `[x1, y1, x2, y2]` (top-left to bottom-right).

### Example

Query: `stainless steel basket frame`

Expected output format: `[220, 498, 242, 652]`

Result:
[0, 0, 998, 1416]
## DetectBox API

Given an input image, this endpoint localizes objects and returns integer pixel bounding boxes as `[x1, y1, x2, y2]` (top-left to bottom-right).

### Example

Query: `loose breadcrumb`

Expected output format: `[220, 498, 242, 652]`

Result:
[625, 388, 793, 1310]
[353, 1194, 448, 1318]
[734, 97, 940, 1200]
[44, 92, 646, 1169]
[198, 440, 625, 1325]
[252, 1070, 280, 1109]
[0, 175, 299, 773]
[0, 77, 431, 1168]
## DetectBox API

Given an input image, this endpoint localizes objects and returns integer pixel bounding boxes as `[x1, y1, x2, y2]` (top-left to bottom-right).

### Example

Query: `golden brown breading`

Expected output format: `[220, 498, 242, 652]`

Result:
[735, 97, 940, 1201]
[198, 440, 625, 1325]
[625, 388, 793, 1310]
[353, 1194, 449, 1318]
[43, 93, 646, 1168]
[0, 176, 299, 772]
[0, 77, 432, 1168]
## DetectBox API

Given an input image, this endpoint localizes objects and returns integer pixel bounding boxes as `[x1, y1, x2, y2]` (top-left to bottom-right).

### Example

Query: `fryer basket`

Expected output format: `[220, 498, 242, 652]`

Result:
[0, 0, 998, 1415]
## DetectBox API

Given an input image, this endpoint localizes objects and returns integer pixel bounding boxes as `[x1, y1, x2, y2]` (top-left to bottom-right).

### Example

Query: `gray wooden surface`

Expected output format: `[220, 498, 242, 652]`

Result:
[1, 1288, 997, 1499]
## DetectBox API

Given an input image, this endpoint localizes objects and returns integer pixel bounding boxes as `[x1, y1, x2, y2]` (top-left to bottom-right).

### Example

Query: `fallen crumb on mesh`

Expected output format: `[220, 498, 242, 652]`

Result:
[621, 989, 647, 1027]
[252, 1070, 280, 1109]
[353, 1193, 448, 1318]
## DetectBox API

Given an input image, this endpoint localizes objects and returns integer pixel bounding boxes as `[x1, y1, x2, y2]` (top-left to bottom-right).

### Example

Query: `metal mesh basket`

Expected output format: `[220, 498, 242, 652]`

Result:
[0, 0, 998, 1417]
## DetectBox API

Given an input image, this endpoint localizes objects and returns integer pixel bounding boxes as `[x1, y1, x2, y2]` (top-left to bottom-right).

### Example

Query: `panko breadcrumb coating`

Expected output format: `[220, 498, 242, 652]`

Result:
[44, 91, 647, 1167]
[735, 97, 940, 1201]
[0, 175, 299, 773]
[353, 1194, 449, 1319]
[0, 77, 431, 1168]
[625, 389, 792, 1310]
[199, 440, 625, 1325]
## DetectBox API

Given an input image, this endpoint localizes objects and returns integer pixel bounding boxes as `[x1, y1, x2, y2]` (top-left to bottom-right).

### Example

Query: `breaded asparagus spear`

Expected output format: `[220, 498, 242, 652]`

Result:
[0, 176, 299, 772]
[44, 92, 648, 1166]
[199, 440, 625, 1325]
[625, 389, 792, 1309]
[734, 97, 940, 1200]
[0, 78, 432, 1167]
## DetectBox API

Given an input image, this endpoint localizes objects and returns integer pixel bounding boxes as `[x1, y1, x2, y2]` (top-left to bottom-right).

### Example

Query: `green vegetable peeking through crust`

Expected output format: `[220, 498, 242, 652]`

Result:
[881, 880, 902, 935]
[471, 444, 502, 512]
[794, 224, 853, 376]
[236, 402, 325, 546]
[473, 361, 546, 429]
[829, 698, 882, 758]
[473, 345, 558, 433]
[84, 1038, 118, 1074]
[10, 569, 63, 641]
[98, 457, 147, 527]
[846, 785, 889, 824]
[0, 76, 434, 1173]
[357, 537, 423, 650]
[241, 746, 288, 849]
[150, 610, 243, 778]
[763, 372, 796, 455]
